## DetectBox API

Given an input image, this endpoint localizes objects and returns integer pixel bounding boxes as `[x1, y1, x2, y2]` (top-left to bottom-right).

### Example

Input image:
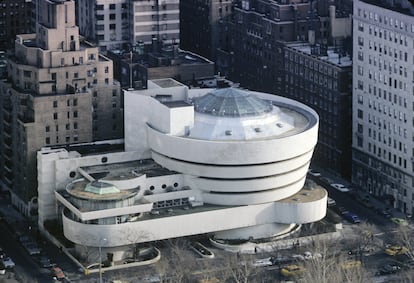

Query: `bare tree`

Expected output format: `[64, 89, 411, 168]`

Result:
[123, 227, 151, 260]
[219, 252, 258, 283]
[153, 238, 196, 283]
[301, 238, 372, 283]
[394, 225, 414, 260]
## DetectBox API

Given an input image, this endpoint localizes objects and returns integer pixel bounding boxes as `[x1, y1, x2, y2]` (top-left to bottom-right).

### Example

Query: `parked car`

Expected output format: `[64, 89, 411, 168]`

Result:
[51, 266, 65, 281]
[23, 242, 41, 255]
[1, 257, 15, 269]
[327, 197, 336, 207]
[375, 208, 392, 218]
[280, 264, 306, 277]
[252, 257, 273, 267]
[335, 206, 349, 215]
[330, 183, 351, 193]
[343, 212, 361, 224]
[385, 245, 408, 256]
[37, 256, 54, 268]
[307, 169, 321, 177]
[377, 263, 401, 275]
[341, 260, 362, 270]
[390, 217, 408, 226]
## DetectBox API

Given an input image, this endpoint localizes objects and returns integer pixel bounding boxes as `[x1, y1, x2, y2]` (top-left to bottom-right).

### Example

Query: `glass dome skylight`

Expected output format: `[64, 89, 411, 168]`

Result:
[193, 88, 273, 117]
[84, 181, 120, 195]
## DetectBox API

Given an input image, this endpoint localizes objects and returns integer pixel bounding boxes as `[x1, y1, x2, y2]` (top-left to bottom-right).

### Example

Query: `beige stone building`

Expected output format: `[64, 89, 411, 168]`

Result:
[0, 0, 123, 216]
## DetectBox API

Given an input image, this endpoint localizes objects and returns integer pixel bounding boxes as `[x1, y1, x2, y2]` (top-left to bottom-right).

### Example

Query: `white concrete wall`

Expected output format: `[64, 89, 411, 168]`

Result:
[147, 124, 318, 165]
[62, 192, 326, 247]
[201, 177, 306, 205]
[152, 150, 314, 178]
[192, 163, 308, 193]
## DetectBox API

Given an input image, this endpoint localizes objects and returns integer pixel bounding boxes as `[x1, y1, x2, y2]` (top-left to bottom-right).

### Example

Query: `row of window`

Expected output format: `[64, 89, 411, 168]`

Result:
[367, 142, 408, 169]
[52, 99, 78, 108]
[96, 3, 127, 10]
[357, 74, 408, 92]
[45, 135, 78, 145]
[46, 122, 78, 133]
[366, 86, 409, 109]
[367, 127, 407, 154]
[364, 109, 408, 136]
[285, 70, 339, 91]
[357, 8, 414, 33]
[285, 51, 339, 77]
[52, 111, 78, 120]
[358, 21, 411, 47]
[364, 40, 410, 63]
[358, 62, 408, 80]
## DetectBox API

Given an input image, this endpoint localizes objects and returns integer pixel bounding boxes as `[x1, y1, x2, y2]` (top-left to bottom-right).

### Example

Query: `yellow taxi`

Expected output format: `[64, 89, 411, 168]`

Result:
[341, 260, 362, 270]
[385, 245, 409, 256]
[280, 264, 306, 277]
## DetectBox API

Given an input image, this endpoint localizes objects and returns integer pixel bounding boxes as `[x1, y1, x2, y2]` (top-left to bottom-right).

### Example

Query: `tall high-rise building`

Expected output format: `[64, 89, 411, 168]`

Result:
[76, 0, 180, 51]
[283, 42, 352, 179]
[180, 0, 234, 61]
[0, 0, 123, 215]
[224, 0, 333, 93]
[352, 0, 414, 215]
[0, 0, 34, 51]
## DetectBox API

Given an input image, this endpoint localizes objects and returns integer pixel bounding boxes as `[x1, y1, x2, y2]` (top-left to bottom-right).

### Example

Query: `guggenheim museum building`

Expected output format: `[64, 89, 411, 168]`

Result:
[37, 78, 326, 260]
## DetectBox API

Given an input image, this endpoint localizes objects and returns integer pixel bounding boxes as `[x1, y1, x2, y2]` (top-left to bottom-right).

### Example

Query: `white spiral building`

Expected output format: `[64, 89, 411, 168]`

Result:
[37, 79, 326, 259]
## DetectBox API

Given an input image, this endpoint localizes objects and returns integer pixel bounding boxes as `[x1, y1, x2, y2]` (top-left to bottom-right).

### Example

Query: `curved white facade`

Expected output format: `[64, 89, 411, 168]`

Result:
[38, 81, 325, 254]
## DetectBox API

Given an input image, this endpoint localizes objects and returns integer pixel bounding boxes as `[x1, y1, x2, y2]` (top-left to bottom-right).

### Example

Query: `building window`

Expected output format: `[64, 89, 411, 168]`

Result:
[74, 122, 78, 129]
[53, 113, 58, 120]
[358, 80, 364, 90]
[109, 24, 116, 30]
[53, 101, 58, 108]
[109, 4, 115, 9]
[45, 137, 50, 144]
[73, 98, 77, 106]
[357, 109, 363, 119]
[66, 136, 70, 143]
[74, 111, 78, 118]
[96, 4, 104, 10]
[357, 123, 363, 133]
[45, 126, 50, 132]
[66, 123, 70, 130]
[357, 137, 363, 147]
[109, 14, 116, 20]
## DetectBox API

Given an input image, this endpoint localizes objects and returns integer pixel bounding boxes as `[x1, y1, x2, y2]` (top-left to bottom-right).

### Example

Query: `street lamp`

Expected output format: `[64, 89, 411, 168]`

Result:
[99, 238, 107, 283]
